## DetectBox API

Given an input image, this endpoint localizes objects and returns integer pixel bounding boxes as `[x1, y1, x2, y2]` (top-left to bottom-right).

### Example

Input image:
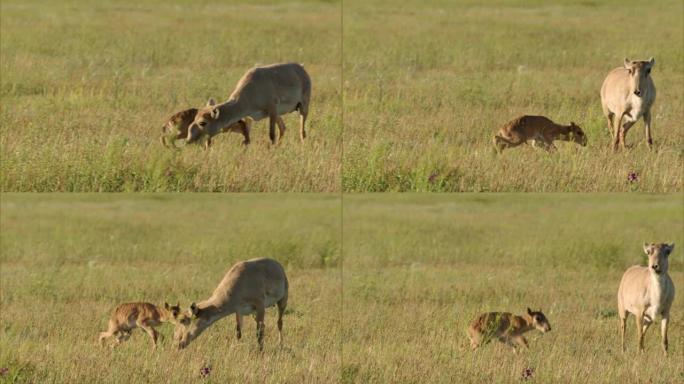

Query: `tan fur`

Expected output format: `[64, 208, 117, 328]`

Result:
[160, 108, 252, 149]
[600, 58, 656, 150]
[493, 115, 587, 152]
[467, 308, 551, 352]
[173, 258, 288, 351]
[98, 302, 181, 349]
[617, 243, 675, 355]
[187, 63, 311, 146]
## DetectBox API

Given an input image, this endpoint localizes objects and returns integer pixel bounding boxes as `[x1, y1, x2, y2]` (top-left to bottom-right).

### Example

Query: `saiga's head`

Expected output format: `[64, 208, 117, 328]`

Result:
[186, 99, 221, 144]
[172, 302, 211, 349]
[623, 57, 654, 98]
[643, 242, 674, 275]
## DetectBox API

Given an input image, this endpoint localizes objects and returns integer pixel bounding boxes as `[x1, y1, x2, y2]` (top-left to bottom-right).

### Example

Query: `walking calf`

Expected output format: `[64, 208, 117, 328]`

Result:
[493, 115, 587, 152]
[468, 308, 551, 352]
[99, 302, 181, 349]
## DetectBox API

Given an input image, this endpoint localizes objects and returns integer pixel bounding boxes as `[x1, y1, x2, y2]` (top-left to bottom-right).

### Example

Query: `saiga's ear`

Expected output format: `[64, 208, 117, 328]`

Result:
[643, 243, 653, 254]
[210, 108, 220, 119]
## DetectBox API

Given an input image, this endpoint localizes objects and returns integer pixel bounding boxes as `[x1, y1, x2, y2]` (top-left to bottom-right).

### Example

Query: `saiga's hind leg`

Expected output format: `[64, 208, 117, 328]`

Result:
[239, 120, 251, 145]
[277, 297, 287, 345]
[619, 312, 628, 353]
[276, 117, 287, 142]
[298, 102, 309, 142]
[235, 313, 243, 340]
[601, 104, 614, 138]
[255, 303, 266, 351]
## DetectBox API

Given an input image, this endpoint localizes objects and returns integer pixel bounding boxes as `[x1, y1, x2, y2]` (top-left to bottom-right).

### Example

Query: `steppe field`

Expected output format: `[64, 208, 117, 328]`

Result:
[343, 0, 684, 192]
[342, 194, 683, 383]
[0, 0, 341, 192]
[0, 194, 341, 383]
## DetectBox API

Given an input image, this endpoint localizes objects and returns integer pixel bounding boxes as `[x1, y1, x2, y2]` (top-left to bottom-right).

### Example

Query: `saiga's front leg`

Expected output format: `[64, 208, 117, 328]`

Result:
[660, 314, 669, 356]
[643, 111, 653, 148]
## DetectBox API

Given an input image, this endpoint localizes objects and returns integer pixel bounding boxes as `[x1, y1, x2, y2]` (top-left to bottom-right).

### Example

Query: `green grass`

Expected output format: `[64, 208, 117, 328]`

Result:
[1, 194, 682, 383]
[0, 0, 341, 192]
[343, 0, 684, 192]
[0, 194, 341, 383]
[4, 1, 682, 192]
[342, 194, 683, 383]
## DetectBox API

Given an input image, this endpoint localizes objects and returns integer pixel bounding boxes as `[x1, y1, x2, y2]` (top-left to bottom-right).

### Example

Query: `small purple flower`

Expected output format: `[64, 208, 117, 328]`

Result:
[627, 171, 638, 183]
[0, 367, 8, 376]
[521, 367, 534, 380]
[200, 366, 211, 378]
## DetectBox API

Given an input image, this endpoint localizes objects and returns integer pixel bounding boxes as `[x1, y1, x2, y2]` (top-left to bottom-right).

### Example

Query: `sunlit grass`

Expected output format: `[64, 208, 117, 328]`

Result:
[0, 194, 341, 382]
[343, 0, 683, 191]
[0, 0, 341, 192]
[342, 194, 683, 382]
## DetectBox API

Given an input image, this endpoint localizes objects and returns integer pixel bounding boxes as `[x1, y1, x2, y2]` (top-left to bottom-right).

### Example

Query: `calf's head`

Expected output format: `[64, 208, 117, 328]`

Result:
[568, 122, 587, 146]
[163, 302, 182, 320]
[624, 57, 654, 98]
[161, 108, 198, 148]
[527, 308, 552, 333]
[643, 242, 674, 275]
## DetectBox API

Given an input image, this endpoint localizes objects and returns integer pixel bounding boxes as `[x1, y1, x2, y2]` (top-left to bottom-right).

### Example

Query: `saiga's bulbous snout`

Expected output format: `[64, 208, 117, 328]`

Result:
[186, 125, 201, 144]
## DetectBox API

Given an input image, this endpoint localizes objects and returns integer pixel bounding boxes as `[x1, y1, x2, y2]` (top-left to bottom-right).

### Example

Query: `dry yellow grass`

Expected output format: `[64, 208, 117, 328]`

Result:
[0, 194, 341, 382]
[343, 0, 683, 192]
[1, 0, 341, 192]
[342, 194, 683, 383]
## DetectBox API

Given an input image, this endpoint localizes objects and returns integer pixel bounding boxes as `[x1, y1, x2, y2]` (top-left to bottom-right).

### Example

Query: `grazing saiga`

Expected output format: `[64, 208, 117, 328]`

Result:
[160, 107, 251, 149]
[186, 63, 311, 146]
[173, 258, 288, 351]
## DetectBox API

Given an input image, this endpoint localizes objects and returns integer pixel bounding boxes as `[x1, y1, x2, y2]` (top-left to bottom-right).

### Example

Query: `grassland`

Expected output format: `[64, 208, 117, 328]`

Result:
[0, 0, 341, 192]
[342, 194, 683, 383]
[343, 0, 684, 192]
[0, 194, 341, 383]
